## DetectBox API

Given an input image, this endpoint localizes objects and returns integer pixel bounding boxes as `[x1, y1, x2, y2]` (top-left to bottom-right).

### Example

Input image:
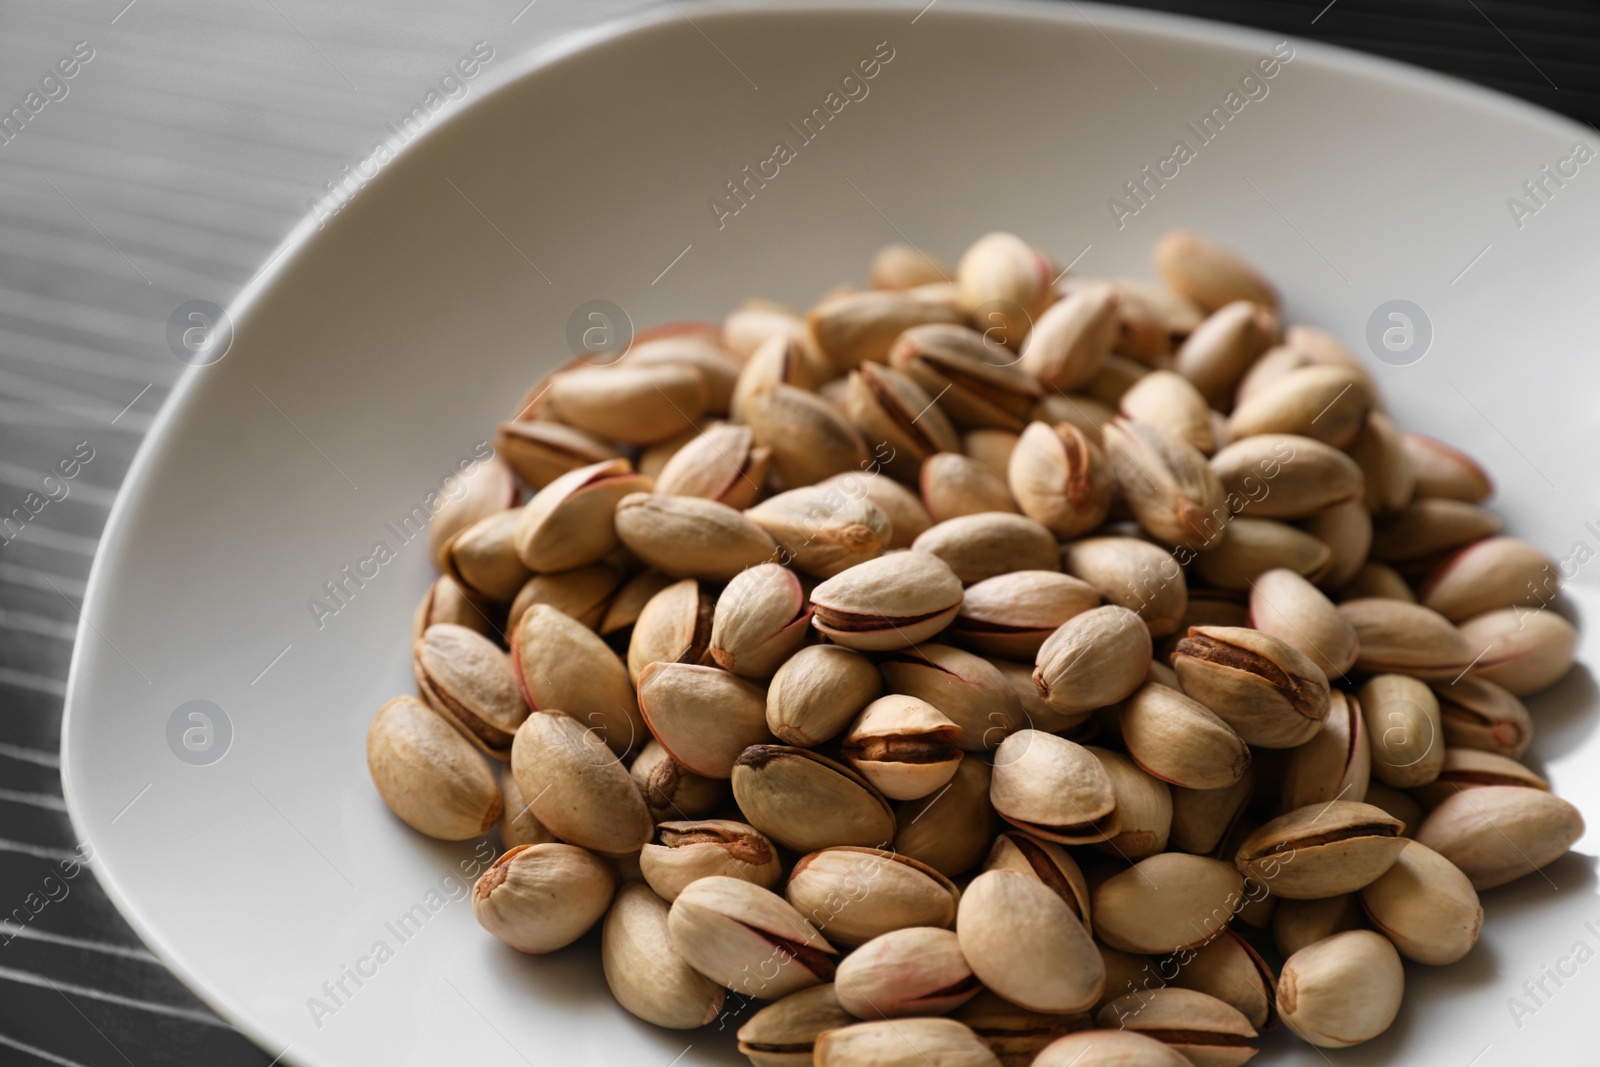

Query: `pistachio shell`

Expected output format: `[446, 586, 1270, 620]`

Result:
[765, 644, 882, 747]
[1120, 681, 1250, 790]
[1282, 690, 1369, 810]
[957, 232, 1055, 348]
[600, 569, 677, 636]
[731, 745, 896, 853]
[1190, 518, 1332, 591]
[871, 242, 952, 289]
[819, 469, 931, 548]
[1247, 568, 1359, 678]
[1062, 536, 1187, 638]
[709, 563, 811, 679]
[845, 363, 961, 482]
[1370, 498, 1502, 566]
[440, 510, 532, 603]
[1036, 1030, 1194, 1067]
[1431, 676, 1532, 758]
[1120, 369, 1217, 454]
[737, 985, 855, 1067]
[1225, 365, 1372, 449]
[1234, 801, 1405, 899]
[498, 764, 557, 847]
[890, 323, 1042, 431]
[1210, 434, 1361, 519]
[1089, 747, 1174, 860]
[652, 423, 771, 508]
[506, 562, 624, 634]
[951, 570, 1101, 658]
[546, 362, 709, 444]
[638, 662, 772, 778]
[510, 710, 653, 856]
[1272, 894, 1366, 958]
[473, 842, 615, 953]
[745, 485, 891, 579]
[1018, 282, 1120, 389]
[1007, 421, 1114, 538]
[1418, 536, 1559, 623]
[1171, 625, 1330, 748]
[602, 882, 725, 1028]
[413, 623, 527, 759]
[809, 550, 963, 650]
[1095, 988, 1258, 1067]
[990, 731, 1119, 845]
[893, 757, 999, 878]
[786, 846, 960, 946]
[841, 695, 965, 801]
[879, 644, 1023, 752]
[1276, 930, 1403, 1047]
[834, 926, 979, 1017]
[958, 868, 1105, 1013]
[1155, 231, 1278, 312]
[512, 604, 644, 756]
[1346, 411, 1415, 513]
[639, 819, 781, 901]
[1034, 605, 1153, 717]
[1303, 499, 1373, 591]
[1335, 561, 1413, 604]
[1169, 770, 1253, 856]
[1358, 839, 1481, 964]
[515, 459, 652, 572]
[744, 383, 871, 487]
[1460, 607, 1578, 695]
[808, 289, 964, 370]
[1172, 300, 1273, 410]
[911, 512, 1060, 583]
[412, 574, 498, 644]
[615, 492, 779, 580]
[1359, 674, 1444, 789]
[1103, 418, 1227, 549]
[1093, 853, 1246, 954]
[629, 740, 726, 823]
[367, 696, 503, 840]
[1402, 432, 1493, 503]
[494, 420, 621, 489]
[1170, 930, 1277, 1032]
[1339, 598, 1473, 678]
[1415, 785, 1584, 889]
[427, 456, 518, 566]
[626, 578, 713, 685]
[814, 1018, 1000, 1067]
[921, 451, 1019, 522]
[667, 876, 837, 999]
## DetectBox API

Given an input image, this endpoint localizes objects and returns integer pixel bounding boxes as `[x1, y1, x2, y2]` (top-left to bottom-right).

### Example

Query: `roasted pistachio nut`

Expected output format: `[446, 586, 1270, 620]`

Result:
[1358, 839, 1481, 965]
[890, 323, 1042, 431]
[1036, 1030, 1195, 1067]
[1403, 432, 1493, 503]
[1210, 434, 1360, 520]
[638, 662, 771, 779]
[1302, 498, 1373, 591]
[440, 509, 532, 604]
[413, 574, 498, 644]
[627, 578, 713, 685]
[629, 739, 726, 822]
[1119, 369, 1217, 455]
[1460, 606, 1579, 695]
[910, 511, 1060, 584]
[833, 926, 979, 1018]
[1096, 988, 1258, 1067]
[510, 710, 653, 856]
[1432, 676, 1532, 758]
[499, 764, 557, 847]
[427, 455, 518, 567]
[1093, 853, 1245, 954]
[879, 643, 1022, 752]
[958, 868, 1105, 1013]
[639, 819, 781, 902]
[1276, 930, 1403, 1048]
[1090, 747, 1174, 860]
[738, 984, 856, 1067]
[1018, 282, 1119, 389]
[957, 232, 1054, 344]
[809, 550, 963, 651]
[507, 562, 624, 634]
[514, 458, 651, 572]
[951, 570, 1101, 658]
[820, 469, 932, 548]
[1154, 230, 1278, 313]
[667, 876, 837, 999]
[1226, 365, 1373, 450]
[983, 831, 1092, 930]
[494, 419, 621, 490]
[1171, 930, 1278, 1033]
[512, 603, 644, 756]
[841, 695, 964, 801]
[652, 423, 770, 509]
[1060, 541, 1186, 644]
[1172, 300, 1272, 411]
[745, 484, 891, 579]
[473, 842, 615, 954]
[413, 623, 527, 759]
[743, 383, 871, 488]
[807, 288, 964, 370]
[1282, 690, 1370, 811]
[1370, 498, 1502, 566]
[765, 644, 882, 747]
[1007, 421, 1113, 538]
[1358, 674, 1445, 789]
[990, 730, 1119, 844]
[1120, 682, 1250, 790]
[602, 883, 725, 1028]
[1170, 769, 1254, 856]
[1191, 518, 1333, 591]
[1172, 625, 1330, 748]
[1247, 568, 1359, 679]
[368, 696, 503, 840]
[894, 756, 999, 877]
[844, 362, 961, 482]
[1234, 801, 1405, 899]
[815, 1018, 1001, 1067]
[545, 362, 709, 444]
[1338, 598, 1473, 679]
[708, 563, 811, 680]
[1272, 894, 1365, 959]
[1034, 605, 1153, 716]
[921, 451, 1018, 522]
[786, 846, 959, 946]
[1416, 785, 1585, 890]
[614, 492, 778, 580]
[732, 745, 896, 853]
[1418, 536, 1559, 623]
[1103, 418, 1227, 549]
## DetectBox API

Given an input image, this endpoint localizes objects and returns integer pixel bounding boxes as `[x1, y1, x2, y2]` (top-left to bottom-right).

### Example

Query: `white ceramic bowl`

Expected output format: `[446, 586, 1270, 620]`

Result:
[64, 3, 1599, 1065]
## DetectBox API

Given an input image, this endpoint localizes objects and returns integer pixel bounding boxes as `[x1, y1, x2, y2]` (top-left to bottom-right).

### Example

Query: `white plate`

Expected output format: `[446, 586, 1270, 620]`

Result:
[64, 2, 1600, 1064]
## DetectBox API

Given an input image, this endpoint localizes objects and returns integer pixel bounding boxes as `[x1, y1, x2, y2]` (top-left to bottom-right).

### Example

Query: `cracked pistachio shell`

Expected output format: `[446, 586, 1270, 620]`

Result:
[440, 509, 532, 604]
[1210, 434, 1362, 520]
[744, 383, 871, 487]
[765, 644, 881, 747]
[1403, 432, 1493, 503]
[880, 643, 1023, 752]
[1007, 421, 1114, 538]
[745, 485, 891, 579]
[732, 745, 896, 853]
[1120, 369, 1217, 455]
[1171, 930, 1278, 1033]
[1302, 499, 1373, 591]
[1037, 1031, 1194, 1067]
[1089, 747, 1173, 860]
[1120, 682, 1250, 791]
[841, 695, 964, 801]
[1034, 605, 1153, 716]
[1172, 625, 1331, 748]
[427, 455, 518, 567]
[1191, 518, 1333, 591]
[413, 623, 527, 759]
[1272, 893, 1366, 959]
[845, 362, 961, 482]
[367, 696, 502, 840]
[512, 604, 644, 756]
[1247, 568, 1359, 679]
[603, 882, 725, 1028]
[498, 764, 557, 847]
[507, 561, 624, 634]
[473, 842, 614, 954]
[1346, 411, 1415, 514]
[638, 662, 771, 779]
[893, 757, 999, 877]
[957, 232, 1056, 347]
[639, 819, 781, 902]
[510, 710, 653, 856]
[738, 984, 855, 1067]
[921, 451, 1018, 522]
[807, 288, 964, 371]
[833, 927, 978, 1018]
[1416, 785, 1584, 890]
[1419, 536, 1560, 623]
[1018, 282, 1120, 390]
[1338, 598, 1473, 679]
[546, 362, 709, 444]
[1282, 690, 1370, 810]
[911, 512, 1060, 583]
[1460, 606, 1578, 695]
[1170, 768, 1254, 856]
[890, 323, 1042, 431]
[808, 550, 963, 651]
[629, 740, 726, 822]
[1234, 801, 1405, 899]
[951, 570, 1101, 659]
[1370, 497, 1502, 566]
[1104, 418, 1227, 549]
[1277, 930, 1403, 1048]
[1155, 231, 1278, 313]
[959, 868, 1105, 1013]
[627, 578, 713, 685]
[1226, 365, 1373, 450]
[1096, 988, 1258, 1067]
[1359, 674, 1444, 789]
[1063, 536, 1187, 638]
[709, 564, 811, 680]
[1093, 853, 1245, 954]
[514, 459, 652, 572]
[984, 830, 1092, 932]
[494, 419, 621, 489]
[615, 492, 779, 580]
[1358, 839, 1481, 965]
[413, 574, 498, 644]
[819, 470, 931, 548]
[652, 423, 771, 509]
[787, 846, 960, 947]
[990, 731, 1119, 844]
[1173, 301, 1273, 411]
[1431, 676, 1532, 758]
[668, 876, 837, 999]
[816, 1019, 1000, 1067]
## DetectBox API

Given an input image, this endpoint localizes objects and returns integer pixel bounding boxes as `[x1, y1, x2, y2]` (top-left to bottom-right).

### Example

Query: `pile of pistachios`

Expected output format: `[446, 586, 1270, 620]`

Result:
[366, 230, 1586, 1066]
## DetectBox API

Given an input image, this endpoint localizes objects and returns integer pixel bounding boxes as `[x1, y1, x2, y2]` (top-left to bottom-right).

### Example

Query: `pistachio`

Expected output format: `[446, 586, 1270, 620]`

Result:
[766, 644, 882, 747]
[982, 831, 1092, 931]
[807, 289, 964, 370]
[1225, 365, 1372, 449]
[367, 696, 503, 840]
[1191, 518, 1333, 591]
[624, 327, 741, 414]
[786, 846, 960, 946]
[1090, 747, 1174, 860]
[1062, 536, 1187, 637]
[1359, 674, 1444, 789]
[439, 510, 532, 603]
[510, 709, 653, 856]
[473, 842, 615, 954]
[1233, 801, 1405, 899]
[1093, 853, 1246, 954]
[1103, 418, 1227, 549]
[709, 563, 811, 679]
[627, 578, 713, 685]
[1338, 598, 1474, 678]
[514, 459, 652, 572]
[957, 232, 1056, 349]
[737, 984, 856, 1067]
[958, 867, 1105, 1013]
[921, 452, 1018, 521]
[1276, 930, 1403, 1047]
[893, 756, 1000, 877]
[1018, 282, 1120, 389]
[413, 574, 498, 644]
[871, 242, 951, 289]
[820, 469, 932, 548]
[498, 764, 557, 847]
[602, 882, 725, 1028]
[638, 662, 771, 778]
[841, 695, 965, 801]
[1301, 498, 1372, 590]
[1036, 390, 1118, 443]
[1097, 944, 1163, 1014]
[1169, 770, 1253, 856]
[1407, 748, 1547, 802]
[1335, 561, 1413, 603]
[414, 623, 527, 759]
[964, 428, 1020, 477]
[1345, 412, 1415, 513]
[745, 484, 891, 579]
[427, 455, 518, 567]
[990, 730, 1119, 844]
[731, 331, 824, 421]
[1171, 625, 1331, 748]
[993, 656, 1091, 734]
[1362, 781, 1426, 838]
[1431, 676, 1532, 758]
[725, 302, 809, 360]
[1154, 231, 1278, 313]
[1120, 681, 1250, 790]
[1419, 536, 1559, 623]
[1460, 606, 1578, 695]
[1272, 894, 1365, 958]
[1358, 839, 1481, 965]
[1370, 498, 1502, 566]
[1033, 605, 1153, 717]
[1282, 690, 1369, 810]
[652, 423, 771, 508]
[545, 362, 709, 444]
[615, 492, 779, 580]
[629, 739, 726, 822]
[1096, 987, 1258, 1067]
[667, 876, 837, 999]
[880, 643, 1024, 750]
[743, 383, 871, 487]
[953, 990, 1090, 1067]
[1119, 369, 1216, 454]
[506, 561, 624, 634]
[1170, 930, 1278, 1032]
[845, 362, 962, 481]
[600, 569, 677, 637]
[1041, 1030, 1198, 1067]
[1246, 568, 1359, 678]
[814, 1018, 1001, 1067]
[638, 819, 781, 901]
[809, 550, 963, 651]
[833, 926, 979, 1018]
[951, 570, 1101, 658]
[637, 428, 698, 481]
[1209, 434, 1361, 519]
[512, 603, 644, 756]
[1007, 421, 1114, 538]
[732, 745, 896, 853]
[1173, 301, 1273, 410]
[1402, 432, 1493, 503]
[889, 323, 1042, 431]
[494, 419, 620, 490]
[1415, 785, 1585, 889]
